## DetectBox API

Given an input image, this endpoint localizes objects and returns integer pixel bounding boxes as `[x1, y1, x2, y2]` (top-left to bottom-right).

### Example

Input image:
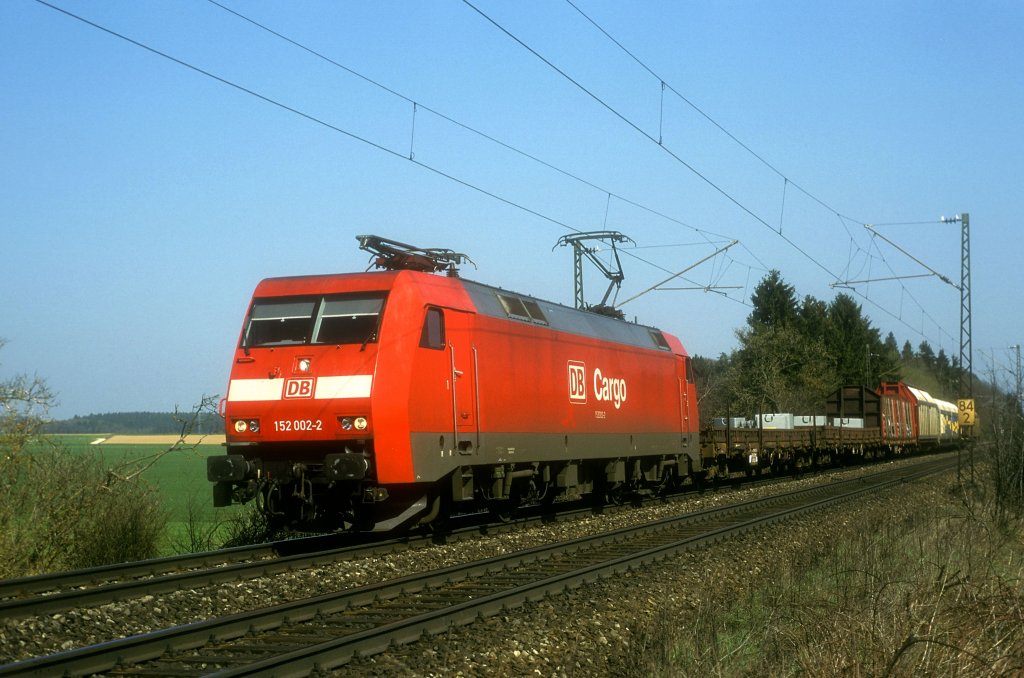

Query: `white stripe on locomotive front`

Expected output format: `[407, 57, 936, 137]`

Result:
[314, 375, 372, 399]
[227, 375, 372, 401]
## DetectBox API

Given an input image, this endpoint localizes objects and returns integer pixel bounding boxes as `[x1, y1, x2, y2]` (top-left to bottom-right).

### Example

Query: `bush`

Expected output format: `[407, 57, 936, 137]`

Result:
[0, 344, 213, 577]
[67, 468, 167, 570]
[0, 441, 166, 578]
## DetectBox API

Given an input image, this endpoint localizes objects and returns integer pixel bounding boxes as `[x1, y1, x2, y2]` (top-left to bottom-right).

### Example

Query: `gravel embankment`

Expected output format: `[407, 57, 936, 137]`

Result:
[0, 458, 952, 670]
[343, 467, 958, 677]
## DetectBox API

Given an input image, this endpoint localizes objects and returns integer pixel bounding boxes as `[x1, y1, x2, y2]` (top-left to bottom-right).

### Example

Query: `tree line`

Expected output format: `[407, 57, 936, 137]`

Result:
[692, 270, 967, 423]
[46, 410, 225, 435]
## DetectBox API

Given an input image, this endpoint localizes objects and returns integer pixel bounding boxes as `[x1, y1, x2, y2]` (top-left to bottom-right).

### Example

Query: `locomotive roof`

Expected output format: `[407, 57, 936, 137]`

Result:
[458, 278, 684, 355]
[251, 270, 686, 356]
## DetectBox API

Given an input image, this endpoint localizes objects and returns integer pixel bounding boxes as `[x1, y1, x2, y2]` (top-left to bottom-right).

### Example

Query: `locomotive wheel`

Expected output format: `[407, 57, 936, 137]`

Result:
[694, 471, 707, 495]
[425, 494, 453, 534]
[606, 482, 627, 506]
[656, 467, 679, 496]
[489, 499, 519, 523]
[342, 510, 376, 533]
[488, 482, 523, 523]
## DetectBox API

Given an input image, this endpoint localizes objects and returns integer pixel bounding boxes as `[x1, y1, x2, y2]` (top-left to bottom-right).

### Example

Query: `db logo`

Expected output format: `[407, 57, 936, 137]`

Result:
[284, 378, 315, 399]
[568, 361, 587, 404]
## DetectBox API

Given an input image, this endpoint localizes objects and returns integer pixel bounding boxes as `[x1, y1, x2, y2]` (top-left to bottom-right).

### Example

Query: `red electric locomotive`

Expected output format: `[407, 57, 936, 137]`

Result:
[208, 236, 701, 531]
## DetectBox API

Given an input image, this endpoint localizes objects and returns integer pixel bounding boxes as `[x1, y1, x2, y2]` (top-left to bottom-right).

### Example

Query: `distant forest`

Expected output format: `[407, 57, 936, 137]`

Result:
[46, 411, 225, 435]
[691, 269, 976, 426]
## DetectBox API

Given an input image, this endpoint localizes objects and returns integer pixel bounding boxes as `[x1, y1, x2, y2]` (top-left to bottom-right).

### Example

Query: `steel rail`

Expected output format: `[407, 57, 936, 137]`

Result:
[0, 496, 604, 621]
[0, 543, 277, 601]
[0, 534, 418, 621]
[0, 455, 956, 677]
[0, 529, 412, 603]
[0, 458, 792, 621]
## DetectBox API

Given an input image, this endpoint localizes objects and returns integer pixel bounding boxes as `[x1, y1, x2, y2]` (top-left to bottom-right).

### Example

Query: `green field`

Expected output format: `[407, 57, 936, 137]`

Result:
[50, 435, 245, 555]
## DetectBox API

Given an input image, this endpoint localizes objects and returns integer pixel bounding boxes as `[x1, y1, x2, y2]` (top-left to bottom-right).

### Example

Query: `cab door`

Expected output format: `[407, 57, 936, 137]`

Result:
[444, 309, 478, 451]
[678, 355, 697, 434]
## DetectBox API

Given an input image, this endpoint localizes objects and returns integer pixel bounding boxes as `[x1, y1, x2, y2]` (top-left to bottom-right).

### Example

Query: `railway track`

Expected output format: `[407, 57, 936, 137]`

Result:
[0, 535, 407, 623]
[0, 542, 281, 615]
[0, 461, 793, 623]
[0, 499, 583, 622]
[0, 454, 956, 677]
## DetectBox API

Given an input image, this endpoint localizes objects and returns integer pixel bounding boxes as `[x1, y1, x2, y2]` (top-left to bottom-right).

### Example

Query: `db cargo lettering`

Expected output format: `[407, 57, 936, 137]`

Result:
[593, 368, 627, 409]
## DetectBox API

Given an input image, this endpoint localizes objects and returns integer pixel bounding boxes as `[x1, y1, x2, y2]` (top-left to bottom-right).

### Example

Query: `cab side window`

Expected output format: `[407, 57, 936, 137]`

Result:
[419, 307, 445, 349]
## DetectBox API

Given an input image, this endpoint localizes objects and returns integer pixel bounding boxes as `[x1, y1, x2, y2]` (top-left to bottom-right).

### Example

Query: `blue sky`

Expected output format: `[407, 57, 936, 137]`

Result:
[2, 0, 1021, 418]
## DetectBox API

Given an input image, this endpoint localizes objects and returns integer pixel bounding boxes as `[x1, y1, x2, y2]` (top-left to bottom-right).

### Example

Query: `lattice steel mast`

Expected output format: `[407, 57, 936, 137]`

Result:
[943, 213, 972, 398]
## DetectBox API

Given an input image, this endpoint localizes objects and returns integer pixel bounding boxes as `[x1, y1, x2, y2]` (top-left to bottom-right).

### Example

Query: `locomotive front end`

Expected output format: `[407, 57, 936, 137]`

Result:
[208, 274, 392, 531]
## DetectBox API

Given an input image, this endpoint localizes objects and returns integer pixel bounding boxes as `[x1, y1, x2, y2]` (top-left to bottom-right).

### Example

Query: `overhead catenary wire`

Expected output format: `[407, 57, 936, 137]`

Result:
[865, 234, 958, 353]
[465, 0, 956, 348]
[211, 0, 770, 301]
[563, 0, 863, 225]
[871, 220, 948, 227]
[461, 0, 852, 287]
[34, 0, 955, 346]
[562, 0, 961, 355]
[203, 0, 755, 296]
[203, 1, 733, 242]
[33, 0, 750, 308]
[29, 2, 586, 237]
[617, 240, 740, 308]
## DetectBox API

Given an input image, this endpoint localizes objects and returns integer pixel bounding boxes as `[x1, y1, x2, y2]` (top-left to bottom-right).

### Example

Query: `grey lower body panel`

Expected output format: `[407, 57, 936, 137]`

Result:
[409, 430, 699, 483]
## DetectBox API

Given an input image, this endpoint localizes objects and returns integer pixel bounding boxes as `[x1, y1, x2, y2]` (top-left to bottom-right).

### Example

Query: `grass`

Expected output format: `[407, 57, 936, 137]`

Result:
[623, 471, 1024, 677]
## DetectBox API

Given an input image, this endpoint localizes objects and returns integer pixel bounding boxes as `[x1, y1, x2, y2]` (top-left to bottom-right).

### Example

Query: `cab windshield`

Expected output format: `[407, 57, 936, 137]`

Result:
[242, 293, 386, 347]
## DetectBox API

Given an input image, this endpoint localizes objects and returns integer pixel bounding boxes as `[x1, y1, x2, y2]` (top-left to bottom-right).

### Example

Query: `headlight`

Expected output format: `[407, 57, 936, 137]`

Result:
[339, 416, 368, 432]
[233, 419, 260, 434]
